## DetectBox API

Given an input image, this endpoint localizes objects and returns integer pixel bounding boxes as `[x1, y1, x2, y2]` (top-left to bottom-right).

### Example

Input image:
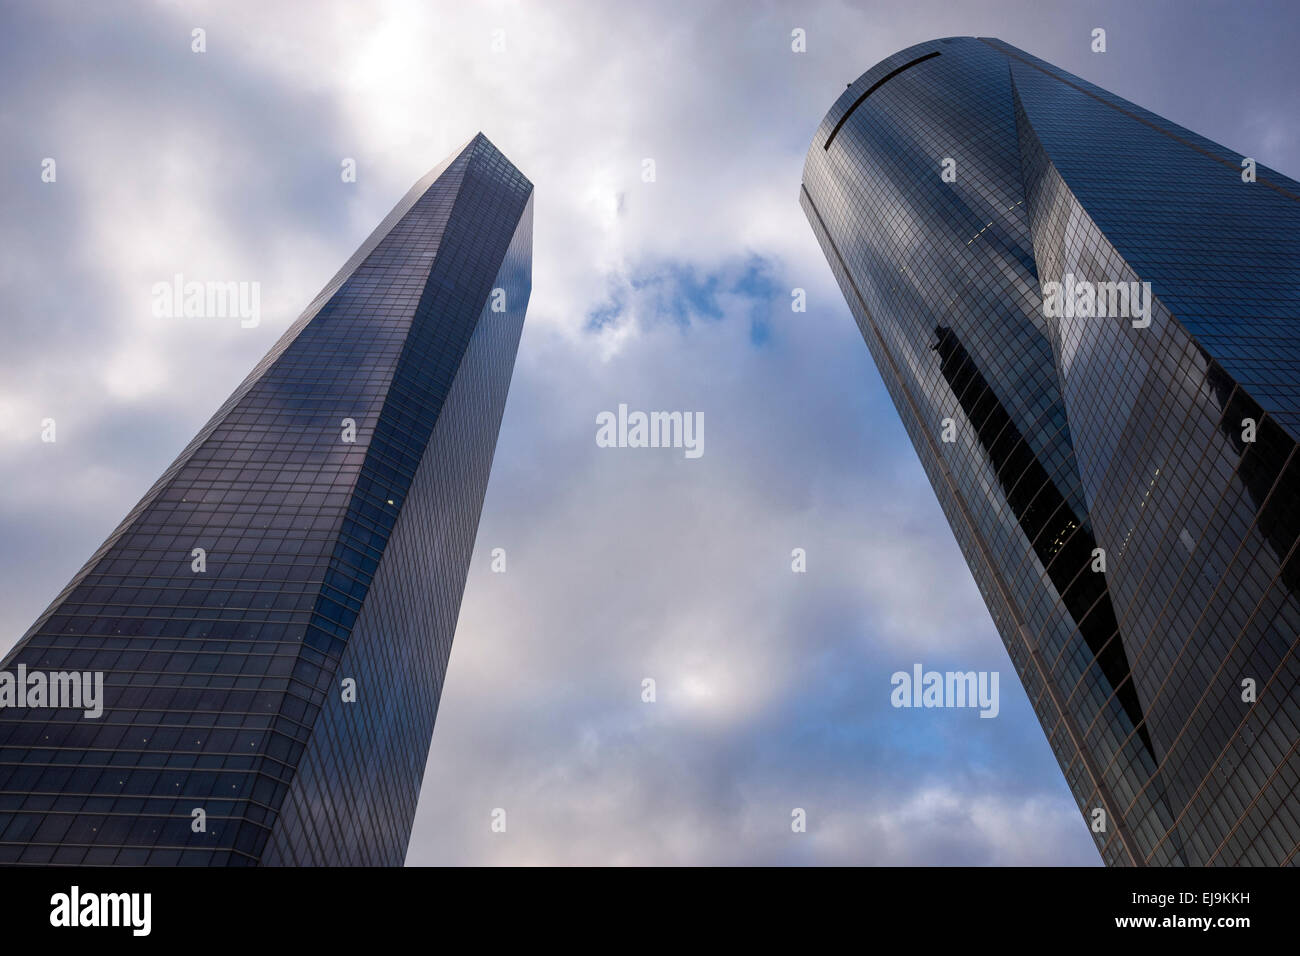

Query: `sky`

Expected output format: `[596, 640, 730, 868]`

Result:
[1, 0, 1297, 866]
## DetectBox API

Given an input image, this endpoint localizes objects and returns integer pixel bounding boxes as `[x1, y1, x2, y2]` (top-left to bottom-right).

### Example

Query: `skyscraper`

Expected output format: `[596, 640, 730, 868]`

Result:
[0, 133, 533, 865]
[802, 38, 1300, 865]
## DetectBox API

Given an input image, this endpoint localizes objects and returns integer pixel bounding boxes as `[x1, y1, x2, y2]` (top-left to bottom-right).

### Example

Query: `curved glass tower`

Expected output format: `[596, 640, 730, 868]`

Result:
[802, 37, 1300, 865]
[0, 133, 533, 865]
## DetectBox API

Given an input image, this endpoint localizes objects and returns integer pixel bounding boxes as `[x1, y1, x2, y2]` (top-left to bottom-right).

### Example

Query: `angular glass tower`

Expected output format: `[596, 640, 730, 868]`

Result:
[0, 133, 533, 865]
[802, 38, 1300, 865]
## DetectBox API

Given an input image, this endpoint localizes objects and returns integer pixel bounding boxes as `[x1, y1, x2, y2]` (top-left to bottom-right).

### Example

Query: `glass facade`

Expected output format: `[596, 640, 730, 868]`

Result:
[0, 133, 533, 865]
[802, 37, 1300, 865]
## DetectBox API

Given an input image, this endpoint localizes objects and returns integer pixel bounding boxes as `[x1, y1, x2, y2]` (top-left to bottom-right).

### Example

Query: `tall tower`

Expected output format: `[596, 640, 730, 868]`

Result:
[0, 134, 533, 865]
[802, 38, 1300, 865]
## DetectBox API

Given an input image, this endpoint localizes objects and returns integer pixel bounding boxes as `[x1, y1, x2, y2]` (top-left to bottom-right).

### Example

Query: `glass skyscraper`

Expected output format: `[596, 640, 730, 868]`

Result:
[802, 37, 1300, 865]
[0, 133, 533, 865]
